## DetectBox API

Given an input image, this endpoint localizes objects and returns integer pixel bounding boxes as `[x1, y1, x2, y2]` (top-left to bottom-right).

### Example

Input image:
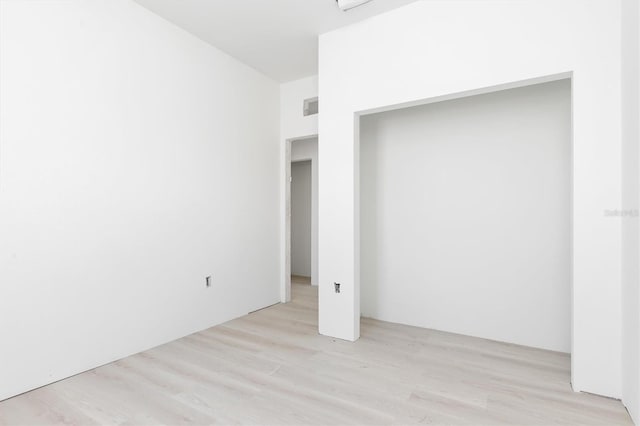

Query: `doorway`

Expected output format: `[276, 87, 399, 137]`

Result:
[283, 136, 318, 303]
[291, 160, 312, 285]
[359, 79, 572, 353]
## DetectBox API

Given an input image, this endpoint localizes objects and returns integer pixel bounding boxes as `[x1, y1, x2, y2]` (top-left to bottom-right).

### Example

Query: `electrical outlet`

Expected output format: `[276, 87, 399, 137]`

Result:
[205, 276, 212, 287]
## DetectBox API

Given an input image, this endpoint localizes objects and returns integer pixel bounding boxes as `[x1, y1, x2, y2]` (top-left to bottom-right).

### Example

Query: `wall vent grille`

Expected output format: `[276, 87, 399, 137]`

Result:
[303, 97, 319, 116]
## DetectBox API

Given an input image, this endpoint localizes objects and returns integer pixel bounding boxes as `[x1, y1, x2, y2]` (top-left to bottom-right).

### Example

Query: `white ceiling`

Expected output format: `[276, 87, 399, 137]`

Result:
[133, 0, 417, 82]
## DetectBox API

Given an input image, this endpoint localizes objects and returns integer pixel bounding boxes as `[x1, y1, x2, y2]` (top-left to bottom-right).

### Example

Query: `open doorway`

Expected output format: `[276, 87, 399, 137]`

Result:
[291, 159, 312, 285]
[283, 136, 318, 303]
[358, 79, 572, 353]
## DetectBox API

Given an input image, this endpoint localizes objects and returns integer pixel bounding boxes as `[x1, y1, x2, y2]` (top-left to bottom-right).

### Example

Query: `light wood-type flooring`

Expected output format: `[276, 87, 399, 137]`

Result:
[0, 280, 633, 425]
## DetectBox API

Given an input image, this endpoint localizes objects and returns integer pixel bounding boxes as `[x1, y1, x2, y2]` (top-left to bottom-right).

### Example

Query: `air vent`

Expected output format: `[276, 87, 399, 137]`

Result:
[303, 97, 319, 116]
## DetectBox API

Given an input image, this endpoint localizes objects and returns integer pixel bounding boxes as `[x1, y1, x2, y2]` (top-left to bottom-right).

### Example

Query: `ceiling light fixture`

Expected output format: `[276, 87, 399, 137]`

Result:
[336, 0, 373, 11]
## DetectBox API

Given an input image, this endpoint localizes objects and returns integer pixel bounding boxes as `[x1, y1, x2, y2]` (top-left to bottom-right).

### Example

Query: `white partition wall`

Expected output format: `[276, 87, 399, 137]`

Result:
[621, 0, 640, 421]
[319, 0, 623, 399]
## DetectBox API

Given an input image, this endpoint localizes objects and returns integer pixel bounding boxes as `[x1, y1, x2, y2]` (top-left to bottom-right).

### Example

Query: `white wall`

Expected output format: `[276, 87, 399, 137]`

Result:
[621, 0, 640, 422]
[0, 0, 280, 401]
[360, 80, 571, 353]
[280, 76, 319, 299]
[292, 138, 319, 285]
[319, 0, 623, 399]
[280, 75, 319, 141]
[291, 161, 312, 277]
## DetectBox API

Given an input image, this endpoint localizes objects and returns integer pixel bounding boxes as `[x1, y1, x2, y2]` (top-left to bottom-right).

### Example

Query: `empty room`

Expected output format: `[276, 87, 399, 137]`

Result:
[0, 0, 639, 425]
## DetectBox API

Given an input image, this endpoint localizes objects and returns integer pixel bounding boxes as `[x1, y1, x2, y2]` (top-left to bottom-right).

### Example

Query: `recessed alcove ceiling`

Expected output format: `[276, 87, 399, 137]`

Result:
[133, 0, 418, 82]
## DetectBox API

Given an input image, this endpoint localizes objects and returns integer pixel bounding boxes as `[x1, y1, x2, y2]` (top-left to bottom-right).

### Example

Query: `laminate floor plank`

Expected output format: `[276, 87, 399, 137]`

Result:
[0, 283, 633, 425]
